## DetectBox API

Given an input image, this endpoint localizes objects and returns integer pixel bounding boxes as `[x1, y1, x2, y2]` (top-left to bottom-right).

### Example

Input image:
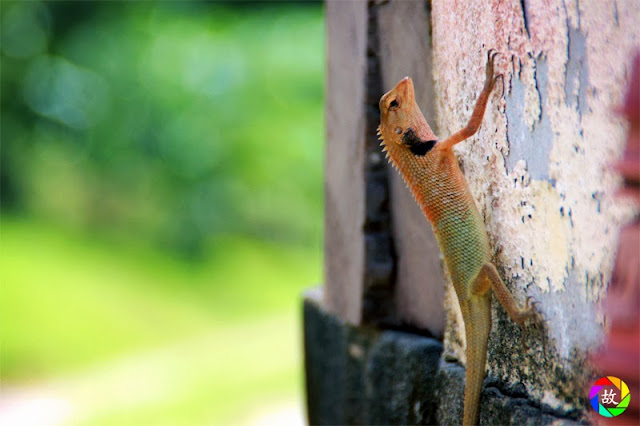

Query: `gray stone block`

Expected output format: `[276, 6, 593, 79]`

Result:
[365, 332, 442, 425]
[304, 292, 584, 425]
[480, 387, 583, 425]
[435, 360, 466, 425]
[304, 293, 442, 425]
[303, 291, 353, 425]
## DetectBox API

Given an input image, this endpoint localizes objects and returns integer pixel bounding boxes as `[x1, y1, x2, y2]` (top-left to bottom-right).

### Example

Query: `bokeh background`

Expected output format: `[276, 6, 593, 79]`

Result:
[1, 1, 324, 424]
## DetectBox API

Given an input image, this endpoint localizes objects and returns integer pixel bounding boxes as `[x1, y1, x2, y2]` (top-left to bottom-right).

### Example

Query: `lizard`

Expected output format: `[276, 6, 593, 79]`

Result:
[377, 49, 540, 425]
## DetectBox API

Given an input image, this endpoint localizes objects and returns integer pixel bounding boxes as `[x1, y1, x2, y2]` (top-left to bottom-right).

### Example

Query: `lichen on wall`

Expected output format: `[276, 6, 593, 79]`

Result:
[431, 0, 639, 413]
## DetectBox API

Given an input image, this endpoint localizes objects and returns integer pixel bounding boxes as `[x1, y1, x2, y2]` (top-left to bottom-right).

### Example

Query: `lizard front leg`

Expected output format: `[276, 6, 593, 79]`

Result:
[438, 49, 502, 150]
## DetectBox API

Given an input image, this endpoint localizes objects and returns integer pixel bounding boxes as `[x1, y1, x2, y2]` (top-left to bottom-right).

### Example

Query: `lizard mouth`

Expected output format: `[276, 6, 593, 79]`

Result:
[394, 76, 413, 97]
[390, 76, 415, 105]
[380, 76, 414, 107]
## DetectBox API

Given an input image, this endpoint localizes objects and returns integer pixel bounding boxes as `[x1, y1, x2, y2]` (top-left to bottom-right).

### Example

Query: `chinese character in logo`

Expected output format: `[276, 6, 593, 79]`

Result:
[601, 389, 618, 405]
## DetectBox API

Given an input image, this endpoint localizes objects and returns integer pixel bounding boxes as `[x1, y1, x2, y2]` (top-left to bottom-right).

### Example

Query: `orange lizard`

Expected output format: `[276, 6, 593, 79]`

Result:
[377, 50, 540, 425]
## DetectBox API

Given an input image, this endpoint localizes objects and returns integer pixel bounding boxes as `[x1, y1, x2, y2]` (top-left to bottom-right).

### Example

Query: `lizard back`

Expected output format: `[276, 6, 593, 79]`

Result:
[386, 139, 490, 295]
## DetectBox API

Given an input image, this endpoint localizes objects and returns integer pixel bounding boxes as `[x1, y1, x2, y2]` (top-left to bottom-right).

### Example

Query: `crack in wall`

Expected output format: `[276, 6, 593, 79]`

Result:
[361, 0, 397, 325]
[520, 0, 530, 39]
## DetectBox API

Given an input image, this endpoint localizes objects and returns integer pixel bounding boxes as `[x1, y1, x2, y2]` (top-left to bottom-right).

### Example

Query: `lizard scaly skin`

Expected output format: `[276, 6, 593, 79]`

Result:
[378, 50, 539, 425]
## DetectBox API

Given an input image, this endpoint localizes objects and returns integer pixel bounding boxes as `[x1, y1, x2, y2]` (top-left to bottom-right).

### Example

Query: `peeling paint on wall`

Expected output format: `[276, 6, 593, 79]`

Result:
[564, 26, 589, 118]
[506, 57, 554, 181]
[431, 0, 639, 414]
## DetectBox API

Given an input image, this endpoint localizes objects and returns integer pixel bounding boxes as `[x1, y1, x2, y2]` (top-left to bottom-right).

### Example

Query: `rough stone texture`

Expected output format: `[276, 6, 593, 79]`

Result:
[435, 360, 466, 424]
[304, 291, 442, 425]
[324, 0, 368, 325]
[304, 288, 364, 425]
[304, 293, 582, 425]
[429, 0, 640, 415]
[433, 361, 581, 425]
[478, 386, 583, 426]
[365, 332, 441, 425]
[376, 0, 447, 337]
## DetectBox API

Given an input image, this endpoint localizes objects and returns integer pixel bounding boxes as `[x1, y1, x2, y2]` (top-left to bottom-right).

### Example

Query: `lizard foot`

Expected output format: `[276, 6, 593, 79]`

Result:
[520, 296, 546, 350]
[485, 49, 500, 90]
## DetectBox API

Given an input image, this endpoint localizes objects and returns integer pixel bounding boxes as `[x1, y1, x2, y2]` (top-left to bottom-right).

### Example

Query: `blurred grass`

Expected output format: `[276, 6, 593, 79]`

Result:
[1, 216, 319, 424]
[0, 215, 320, 380]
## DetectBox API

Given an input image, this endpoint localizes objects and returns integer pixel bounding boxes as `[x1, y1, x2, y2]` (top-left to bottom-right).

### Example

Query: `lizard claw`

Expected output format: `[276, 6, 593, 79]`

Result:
[525, 296, 534, 309]
[524, 296, 544, 324]
[488, 48, 499, 63]
[487, 49, 500, 65]
[485, 49, 501, 89]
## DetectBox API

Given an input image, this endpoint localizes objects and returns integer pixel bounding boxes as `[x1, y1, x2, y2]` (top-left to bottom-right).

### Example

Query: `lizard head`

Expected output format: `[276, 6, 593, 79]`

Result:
[379, 76, 416, 140]
[378, 77, 437, 157]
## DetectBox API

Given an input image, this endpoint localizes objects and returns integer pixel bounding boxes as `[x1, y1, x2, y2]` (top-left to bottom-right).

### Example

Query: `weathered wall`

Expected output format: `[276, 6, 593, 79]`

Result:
[429, 0, 639, 412]
[324, 0, 368, 324]
[377, 0, 446, 335]
[324, 0, 397, 326]
[315, 0, 639, 422]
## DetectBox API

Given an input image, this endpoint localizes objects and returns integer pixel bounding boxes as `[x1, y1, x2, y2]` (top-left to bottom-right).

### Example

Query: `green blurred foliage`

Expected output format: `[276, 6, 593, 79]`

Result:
[1, 2, 324, 423]
[1, 0, 324, 257]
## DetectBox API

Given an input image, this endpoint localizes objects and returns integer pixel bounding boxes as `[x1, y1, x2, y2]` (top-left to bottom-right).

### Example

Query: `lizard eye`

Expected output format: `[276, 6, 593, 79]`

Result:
[389, 99, 399, 109]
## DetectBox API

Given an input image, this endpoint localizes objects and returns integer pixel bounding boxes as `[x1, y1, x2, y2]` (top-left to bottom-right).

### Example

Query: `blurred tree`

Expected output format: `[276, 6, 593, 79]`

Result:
[0, 0, 324, 258]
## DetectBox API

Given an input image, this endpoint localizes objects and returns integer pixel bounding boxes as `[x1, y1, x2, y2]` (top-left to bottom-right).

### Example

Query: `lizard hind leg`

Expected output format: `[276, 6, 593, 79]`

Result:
[471, 263, 542, 347]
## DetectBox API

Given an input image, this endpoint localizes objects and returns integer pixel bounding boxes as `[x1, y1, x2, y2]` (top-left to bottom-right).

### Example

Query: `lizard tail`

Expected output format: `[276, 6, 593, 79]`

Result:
[462, 297, 491, 426]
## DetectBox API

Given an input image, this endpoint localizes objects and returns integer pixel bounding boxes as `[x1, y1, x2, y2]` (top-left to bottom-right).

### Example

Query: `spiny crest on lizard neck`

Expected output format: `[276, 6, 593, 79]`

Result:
[377, 77, 438, 167]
